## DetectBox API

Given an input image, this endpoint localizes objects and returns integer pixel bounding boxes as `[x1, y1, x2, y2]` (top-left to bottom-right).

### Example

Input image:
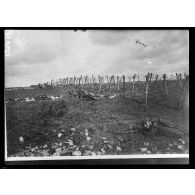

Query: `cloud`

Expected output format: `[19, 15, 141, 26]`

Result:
[89, 30, 130, 46]
[5, 30, 189, 87]
[6, 30, 68, 66]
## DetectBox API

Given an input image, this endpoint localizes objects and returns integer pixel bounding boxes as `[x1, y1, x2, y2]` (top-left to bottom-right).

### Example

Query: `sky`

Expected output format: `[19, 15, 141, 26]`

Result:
[5, 30, 189, 87]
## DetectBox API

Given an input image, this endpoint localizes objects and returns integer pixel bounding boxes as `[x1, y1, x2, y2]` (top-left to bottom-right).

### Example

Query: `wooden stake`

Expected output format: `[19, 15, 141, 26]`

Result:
[132, 74, 136, 94]
[110, 75, 115, 85]
[163, 74, 168, 95]
[98, 84, 102, 93]
[154, 74, 158, 89]
[91, 76, 94, 89]
[117, 76, 120, 91]
[165, 81, 168, 95]
[178, 75, 189, 109]
[123, 75, 125, 99]
[74, 76, 76, 85]
[146, 82, 149, 105]
[97, 76, 102, 93]
[145, 73, 149, 105]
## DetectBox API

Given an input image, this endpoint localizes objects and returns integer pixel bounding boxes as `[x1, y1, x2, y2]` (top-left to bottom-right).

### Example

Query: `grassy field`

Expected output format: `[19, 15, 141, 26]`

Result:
[5, 79, 189, 157]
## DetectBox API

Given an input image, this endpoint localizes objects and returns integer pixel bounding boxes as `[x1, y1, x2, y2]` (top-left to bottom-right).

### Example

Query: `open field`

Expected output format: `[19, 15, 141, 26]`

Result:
[5, 79, 189, 157]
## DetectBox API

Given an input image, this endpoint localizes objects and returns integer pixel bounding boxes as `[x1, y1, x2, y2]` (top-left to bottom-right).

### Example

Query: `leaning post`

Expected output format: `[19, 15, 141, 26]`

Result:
[178, 75, 189, 109]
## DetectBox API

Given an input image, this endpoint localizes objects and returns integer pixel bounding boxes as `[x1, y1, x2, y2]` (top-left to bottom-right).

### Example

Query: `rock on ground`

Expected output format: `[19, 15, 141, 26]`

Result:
[72, 151, 82, 156]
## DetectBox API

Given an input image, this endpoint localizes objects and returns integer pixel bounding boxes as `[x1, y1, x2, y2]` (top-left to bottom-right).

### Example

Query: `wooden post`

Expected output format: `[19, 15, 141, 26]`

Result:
[91, 76, 93, 89]
[146, 82, 149, 105]
[149, 73, 152, 83]
[123, 75, 125, 99]
[176, 73, 182, 89]
[178, 75, 189, 109]
[106, 75, 109, 84]
[178, 73, 183, 89]
[163, 74, 168, 95]
[98, 77, 102, 93]
[145, 73, 149, 105]
[85, 76, 87, 85]
[184, 73, 187, 80]
[117, 76, 120, 91]
[106, 75, 110, 90]
[112, 75, 115, 85]
[98, 83, 102, 93]
[154, 74, 158, 89]
[132, 74, 136, 94]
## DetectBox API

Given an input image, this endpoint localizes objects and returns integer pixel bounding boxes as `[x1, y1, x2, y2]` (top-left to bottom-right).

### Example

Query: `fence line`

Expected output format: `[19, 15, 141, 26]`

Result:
[36, 73, 189, 89]
[32, 72, 189, 109]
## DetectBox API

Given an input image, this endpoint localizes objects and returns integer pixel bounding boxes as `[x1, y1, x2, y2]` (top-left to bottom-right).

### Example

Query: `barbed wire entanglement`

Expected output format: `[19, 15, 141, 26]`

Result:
[34, 72, 189, 109]
[36, 73, 188, 87]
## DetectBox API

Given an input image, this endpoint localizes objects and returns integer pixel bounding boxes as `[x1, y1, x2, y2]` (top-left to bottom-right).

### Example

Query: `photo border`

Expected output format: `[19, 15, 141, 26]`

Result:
[1, 27, 193, 168]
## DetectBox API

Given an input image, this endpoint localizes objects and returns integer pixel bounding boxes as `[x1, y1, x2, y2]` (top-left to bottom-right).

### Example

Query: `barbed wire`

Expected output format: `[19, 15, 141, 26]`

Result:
[37, 72, 188, 86]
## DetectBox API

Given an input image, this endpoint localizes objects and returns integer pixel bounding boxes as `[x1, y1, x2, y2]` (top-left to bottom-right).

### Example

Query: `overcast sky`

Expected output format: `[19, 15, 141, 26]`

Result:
[5, 30, 189, 87]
